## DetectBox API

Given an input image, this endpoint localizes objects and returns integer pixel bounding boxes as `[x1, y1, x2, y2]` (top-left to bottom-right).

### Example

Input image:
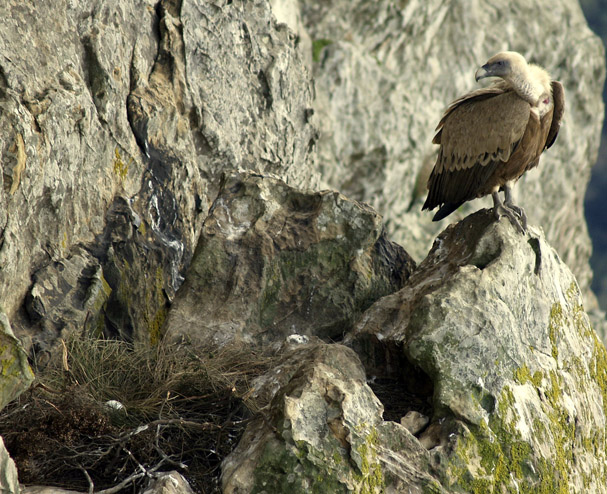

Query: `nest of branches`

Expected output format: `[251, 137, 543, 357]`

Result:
[0, 336, 275, 493]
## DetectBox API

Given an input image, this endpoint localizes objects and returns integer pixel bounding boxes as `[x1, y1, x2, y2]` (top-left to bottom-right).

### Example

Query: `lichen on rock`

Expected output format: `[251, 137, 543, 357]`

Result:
[350, 211, 607, 492]
[0, 310, 34, 411]
[221, 342, 440, 493]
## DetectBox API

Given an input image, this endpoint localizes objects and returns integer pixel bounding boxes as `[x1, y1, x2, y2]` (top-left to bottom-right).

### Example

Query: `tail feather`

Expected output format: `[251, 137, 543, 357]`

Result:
[431, 202, 463, 221]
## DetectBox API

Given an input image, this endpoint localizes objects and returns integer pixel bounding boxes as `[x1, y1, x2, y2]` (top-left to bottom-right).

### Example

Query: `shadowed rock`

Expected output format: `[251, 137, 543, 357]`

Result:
[165, 172, 415, 348]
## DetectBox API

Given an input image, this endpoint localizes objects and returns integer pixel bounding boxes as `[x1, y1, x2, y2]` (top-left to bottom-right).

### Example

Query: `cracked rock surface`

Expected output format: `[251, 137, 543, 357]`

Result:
[0, 0, 318, 348]
[165, 171, 415, 348]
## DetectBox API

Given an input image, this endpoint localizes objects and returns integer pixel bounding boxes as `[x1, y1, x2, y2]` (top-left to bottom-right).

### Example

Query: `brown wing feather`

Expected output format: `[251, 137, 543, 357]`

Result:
[423, 86, 531, 212]
[437, 91, 530, 173]
[432, 84, 509, 145]
[545, 81, 564, 150]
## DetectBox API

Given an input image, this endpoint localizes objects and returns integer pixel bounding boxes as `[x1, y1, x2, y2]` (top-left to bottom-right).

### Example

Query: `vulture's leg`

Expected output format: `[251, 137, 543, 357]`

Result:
[491, 190, 525, 234]
[503, 184, 528, 230]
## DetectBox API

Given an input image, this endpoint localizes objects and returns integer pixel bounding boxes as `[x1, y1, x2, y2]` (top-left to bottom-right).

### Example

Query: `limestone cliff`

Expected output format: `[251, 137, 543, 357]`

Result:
[301, 0, 605, 309]
[0, 0, 605, 493]
[1, 0, 318, 349]
[0, 0, 602, 346]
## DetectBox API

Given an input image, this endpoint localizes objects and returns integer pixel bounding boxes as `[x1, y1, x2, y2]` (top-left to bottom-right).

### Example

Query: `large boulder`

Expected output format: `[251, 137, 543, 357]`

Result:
[221, 342, 442, 493]
[348, 211, 607, 492]
[165, 172, 415, 347]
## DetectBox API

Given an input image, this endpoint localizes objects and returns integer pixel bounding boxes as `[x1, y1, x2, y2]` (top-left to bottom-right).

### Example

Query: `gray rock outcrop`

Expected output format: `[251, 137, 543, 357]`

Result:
[0, 0, 605, 492]
[0, 0, 602, 349]
[0, 311, 32, 494]
[350, 211, 607, 491]
[222, 212, 607, 493]
[221, 343, 442, 493]
[141, 471, 196, 494]
[165, 171, 414, 347]
[20, 487, 83, 494]
[1, 0, 318, 348]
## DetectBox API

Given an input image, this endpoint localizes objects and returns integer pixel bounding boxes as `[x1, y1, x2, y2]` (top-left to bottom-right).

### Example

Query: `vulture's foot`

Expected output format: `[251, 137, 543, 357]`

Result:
[504, 201, 528, 230]
[492, 191, 527, 234]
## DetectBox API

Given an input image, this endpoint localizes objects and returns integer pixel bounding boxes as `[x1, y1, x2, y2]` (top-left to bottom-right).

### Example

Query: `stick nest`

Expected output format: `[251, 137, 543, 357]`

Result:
[0, 336, 275, 493]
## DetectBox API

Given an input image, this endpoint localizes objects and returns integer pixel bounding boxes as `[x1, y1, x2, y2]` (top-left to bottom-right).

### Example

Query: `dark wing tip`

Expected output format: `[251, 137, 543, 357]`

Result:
[546, 81, 565, 150]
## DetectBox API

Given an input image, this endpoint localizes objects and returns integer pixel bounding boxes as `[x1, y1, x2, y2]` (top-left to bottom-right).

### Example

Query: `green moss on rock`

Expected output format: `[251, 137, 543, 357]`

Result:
[589, 331, 607, 418]
[353, 426, 384, 494]
[0, 325, 35, 410]
[252, 439, 347, 494]
[250, 422, 387, 494]
[445, 373, 584, 494]
[112, 147, 130, 182]
[113, 256, 169, 345]
[312, 39, 333, 62]
[549, 302, 564, 361]
[513, 364, 543, 387]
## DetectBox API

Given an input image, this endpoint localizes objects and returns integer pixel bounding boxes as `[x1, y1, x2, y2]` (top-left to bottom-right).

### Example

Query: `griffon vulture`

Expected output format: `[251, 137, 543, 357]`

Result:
[422, 51, 565, 232]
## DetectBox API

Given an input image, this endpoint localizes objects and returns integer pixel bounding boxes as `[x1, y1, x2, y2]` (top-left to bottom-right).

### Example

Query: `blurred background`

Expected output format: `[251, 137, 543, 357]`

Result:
[581, 0, 607, 310]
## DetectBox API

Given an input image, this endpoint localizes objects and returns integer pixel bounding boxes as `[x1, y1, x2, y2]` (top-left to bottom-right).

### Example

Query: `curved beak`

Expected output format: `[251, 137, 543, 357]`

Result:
[474, 64, 490, 82]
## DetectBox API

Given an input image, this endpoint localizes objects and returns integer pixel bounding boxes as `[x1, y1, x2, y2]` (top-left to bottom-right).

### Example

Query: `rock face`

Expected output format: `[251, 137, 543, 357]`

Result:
[165, 171, 414, 347]
[350, 212, 607, 491]
[301, 0, 605, 309]
[20, 487, 84, 494]
[0, 436, 20, 494]
[0, 0, 605, 492]
[0, 0, 602, 347]
[0, 0, 318, 348]
[222, 212, 607, 493]
[0, 312, 34, 411]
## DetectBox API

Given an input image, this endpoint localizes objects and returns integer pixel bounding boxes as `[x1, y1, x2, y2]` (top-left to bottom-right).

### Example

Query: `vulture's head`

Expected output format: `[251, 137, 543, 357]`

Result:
[475, 51, 528, 82]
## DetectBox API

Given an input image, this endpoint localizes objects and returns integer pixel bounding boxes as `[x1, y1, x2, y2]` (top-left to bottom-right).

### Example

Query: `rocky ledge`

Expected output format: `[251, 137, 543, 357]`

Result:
[2, 172, 607, 492]
[218, 205, 607, 493]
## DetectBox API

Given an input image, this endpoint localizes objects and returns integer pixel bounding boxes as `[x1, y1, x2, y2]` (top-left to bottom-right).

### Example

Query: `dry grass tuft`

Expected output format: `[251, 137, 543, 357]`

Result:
[0, 336, 275, 493]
